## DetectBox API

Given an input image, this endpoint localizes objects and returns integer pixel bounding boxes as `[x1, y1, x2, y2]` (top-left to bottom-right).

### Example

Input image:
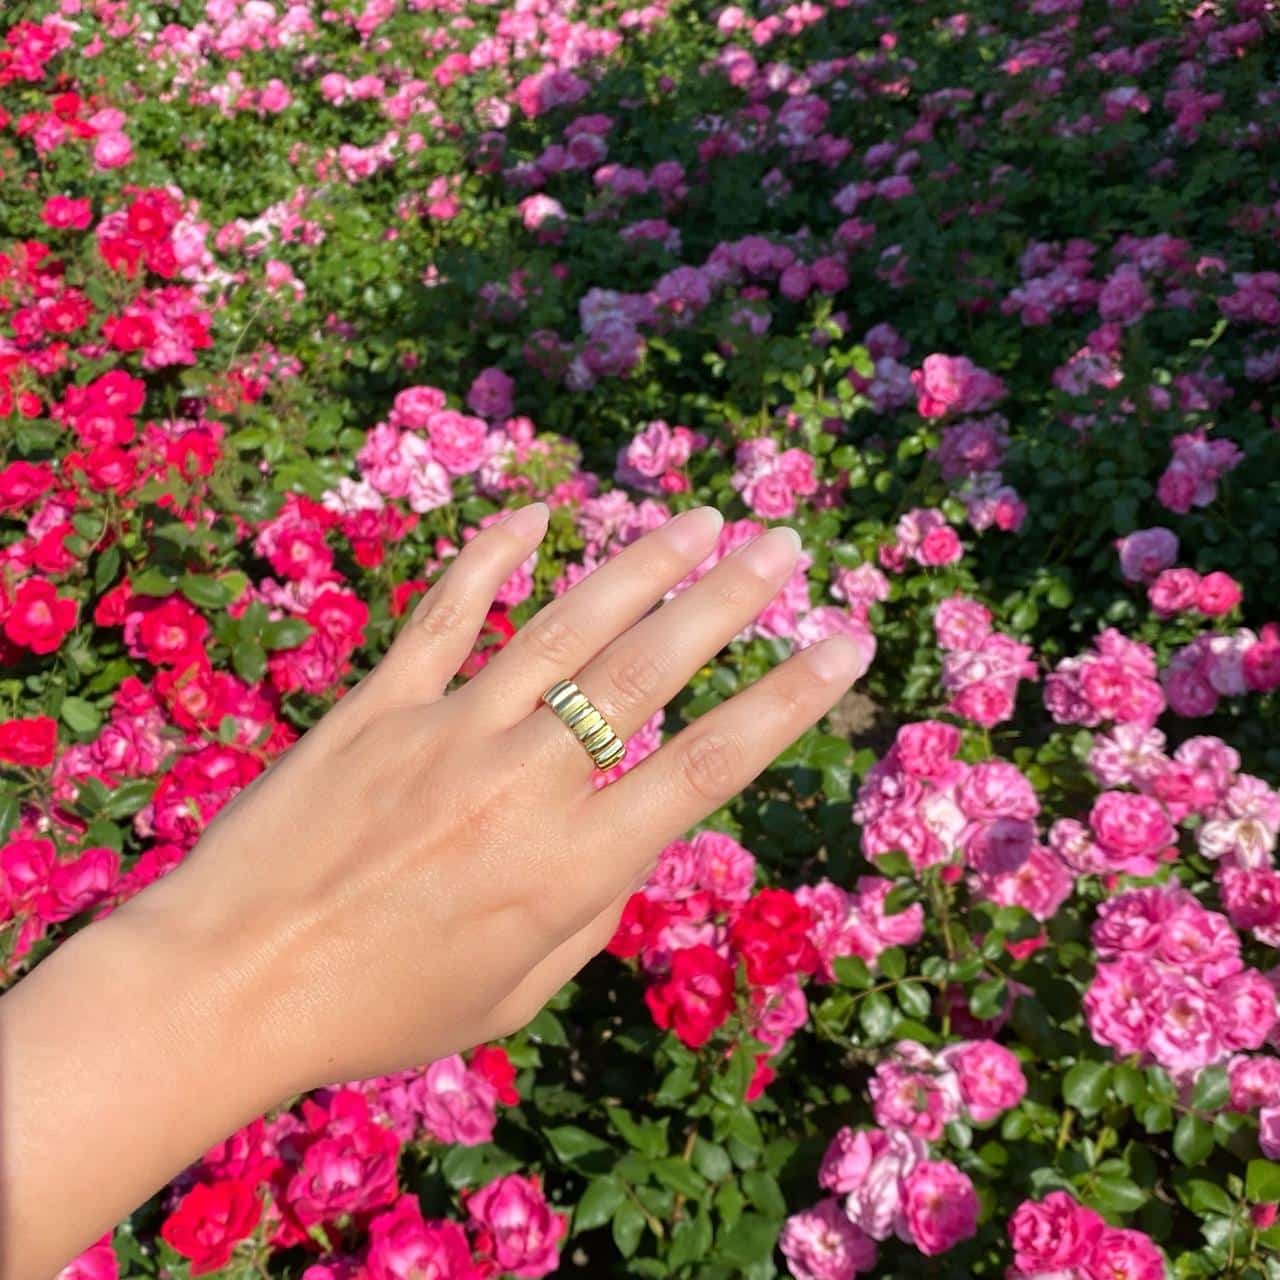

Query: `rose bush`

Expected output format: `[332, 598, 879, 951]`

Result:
[3, 0, 1280, 1276]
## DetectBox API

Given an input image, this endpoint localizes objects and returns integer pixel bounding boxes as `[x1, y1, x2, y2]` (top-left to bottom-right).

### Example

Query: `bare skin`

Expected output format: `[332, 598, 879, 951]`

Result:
[0, 503, 872, 1278]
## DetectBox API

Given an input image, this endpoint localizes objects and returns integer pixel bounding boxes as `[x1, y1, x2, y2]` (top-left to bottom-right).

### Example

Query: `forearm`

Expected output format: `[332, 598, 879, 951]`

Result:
[0, 894, 286, 1280]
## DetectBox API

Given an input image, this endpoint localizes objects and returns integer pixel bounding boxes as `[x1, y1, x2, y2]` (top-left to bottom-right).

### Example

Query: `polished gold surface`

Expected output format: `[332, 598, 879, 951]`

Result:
[541, 680, 628, 771]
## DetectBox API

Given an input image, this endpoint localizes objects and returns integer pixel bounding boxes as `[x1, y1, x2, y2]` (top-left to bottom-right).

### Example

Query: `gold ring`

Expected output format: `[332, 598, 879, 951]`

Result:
[542, 679, 627, 771]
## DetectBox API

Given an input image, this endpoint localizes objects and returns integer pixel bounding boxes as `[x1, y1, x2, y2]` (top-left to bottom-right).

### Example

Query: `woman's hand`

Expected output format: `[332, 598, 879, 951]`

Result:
[0, 504, 871, 1278]
[123, 502, 872, 1093]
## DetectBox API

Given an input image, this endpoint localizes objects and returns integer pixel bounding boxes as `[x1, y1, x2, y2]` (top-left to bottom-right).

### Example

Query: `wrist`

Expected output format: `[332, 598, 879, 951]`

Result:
[0, 878, 293, 1279]
[102, 868, 305, 1110]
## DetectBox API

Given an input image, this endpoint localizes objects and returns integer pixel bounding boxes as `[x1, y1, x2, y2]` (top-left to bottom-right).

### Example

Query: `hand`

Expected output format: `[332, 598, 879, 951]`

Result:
[114, 502, 873, 1098]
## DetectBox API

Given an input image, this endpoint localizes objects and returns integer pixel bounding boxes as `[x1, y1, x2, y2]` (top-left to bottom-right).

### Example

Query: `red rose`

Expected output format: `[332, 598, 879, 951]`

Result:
[470, 1044, 520, 1105]
[159, 1179, 262, 1274]
[644, 944, 736, 1048]
[136, 596, 209, 667]
[605, 892, 670, 959]
[0, 714, 57, 767]
[728, 888, 818, 986]
[3, 577, 79, 654]
[0, 460, 55, 512]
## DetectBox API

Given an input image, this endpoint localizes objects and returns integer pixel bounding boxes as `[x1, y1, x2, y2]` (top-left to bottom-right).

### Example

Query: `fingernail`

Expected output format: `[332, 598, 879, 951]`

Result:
[660, 506, 724, 554]
[502, 502, 549, 538]
[738, 526, 802, 579]
[806, 634, 874, 683]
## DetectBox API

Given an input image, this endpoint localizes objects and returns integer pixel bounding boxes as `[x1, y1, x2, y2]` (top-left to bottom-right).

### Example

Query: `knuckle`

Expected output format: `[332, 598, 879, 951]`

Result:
[679, 730, 744, 799]
[713, 575, 751, 610]
[414, 590, 470, 640]
[768, 676, 810, 721]
[524, 611, 582, 665]
[608, 649, 666, 708]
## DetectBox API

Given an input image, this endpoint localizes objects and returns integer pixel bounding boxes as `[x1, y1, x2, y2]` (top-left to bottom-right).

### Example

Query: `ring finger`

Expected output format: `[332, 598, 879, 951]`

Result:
[505, 524, 804, 783]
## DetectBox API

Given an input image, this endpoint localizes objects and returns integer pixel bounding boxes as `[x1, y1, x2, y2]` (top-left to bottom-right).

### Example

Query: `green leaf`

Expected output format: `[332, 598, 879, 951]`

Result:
[873, 850, 912, 877]
[232, 638, 267, 684]
[718, 1212, 781, 1266]
[653, 1157, 706, 1199]
[0, 789, 20, 842]
[897, 981, 931, 1020]
[742, 1171, 786, 1218]
[883, 884, 918, 915]
[575, 1178, 627, 1233]
[858, 991, 894, 1040]
[1113, 1064, 1147, 1106]
[545, 1125, 612, 1165]
[130, 568, 177, 596]
[94, 544, 121, 592]
[612, 1200, 645, 1257]
[525, 1007, 568, 1047]
[102, 779, 156, 820]
[607, 1105, 667, 1158]
[691, 1139, 732, 1184]
[968, 978, 1007, 1021]
[1191, 1066, 1229, 1112]
[1090, 1173, 1147, 1213]
[715, 1180, 745, 1229]
[262, 618, 313, 650]
[1063, 1061, 1111, 1114]
[1139, 1102, 1173, 1134]
[667, 1208, 713, 1270]
[878, 946, 906, 980]
[657, 1065, 697, 1105]
[80, 819, 122, 852]
[1246, 1160, 1280, 1204]
[833, 955, 871, 989]
[1177, 1178, 1233, 1218]
[1173, 1114, 1214, 1167]
[179, 574, 232, 610]
[59, 696, 101, 734]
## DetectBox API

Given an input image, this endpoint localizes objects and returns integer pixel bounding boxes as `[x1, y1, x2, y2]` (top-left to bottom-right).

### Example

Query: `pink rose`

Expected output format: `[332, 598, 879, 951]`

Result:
[366, 1197, 481, 1280]
[844, 1128, 928, 1240]
[911, 353, 1006, 419]
[93, 131, 133, 170]
[918, 524, 963, 566]
[898, 1160, 979, 1256]
[1149, 568, 1200, 616]
[1196, 571, 1243, 616]
[938, 1039, 1028, 1123]
[1088, 791, 1174, 873]
[416, 1055, 498, 1145]
[56, 1235, 118, 1280]
[818, 1127, 874, 1194]
[1009, 1191, 1104, 1274]
[389, 385, 447, 429]
[894, 721, 962, 781]
[868, 1048, 963, 1141]
[1084, 1227, 1166, 1280]
[957, 762, 1039, 821]
[466, 1174, 568, 1279]
[425, 410, 489, 475]
[1261, 1106, 1280, 1158]
[780, 1199, 877, 1280]
[933, 595, 993, 651]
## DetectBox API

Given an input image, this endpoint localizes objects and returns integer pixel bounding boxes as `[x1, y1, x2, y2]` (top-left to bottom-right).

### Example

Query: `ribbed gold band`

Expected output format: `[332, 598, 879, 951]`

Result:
[542, 679, 627, 771]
